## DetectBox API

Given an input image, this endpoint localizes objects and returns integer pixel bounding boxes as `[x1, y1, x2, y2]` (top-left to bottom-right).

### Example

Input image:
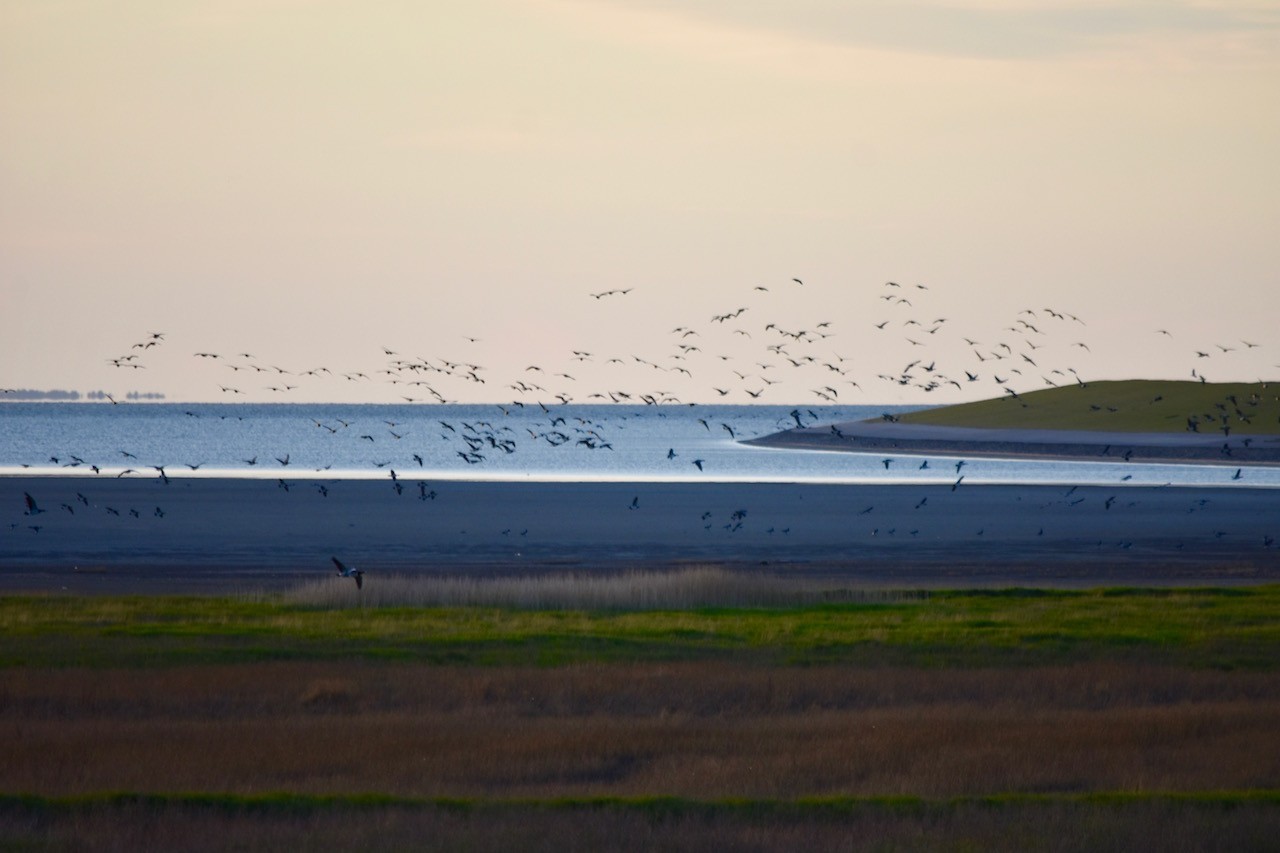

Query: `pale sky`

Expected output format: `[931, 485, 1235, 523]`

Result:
[2, 0, 1278, 405]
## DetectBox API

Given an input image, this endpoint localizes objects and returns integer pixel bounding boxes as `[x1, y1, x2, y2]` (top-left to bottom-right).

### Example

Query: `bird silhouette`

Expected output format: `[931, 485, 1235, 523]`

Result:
[332, 556, 364, 589]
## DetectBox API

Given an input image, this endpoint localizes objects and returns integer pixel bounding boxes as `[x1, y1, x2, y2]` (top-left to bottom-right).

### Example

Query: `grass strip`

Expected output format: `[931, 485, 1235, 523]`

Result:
[1, 585, 1277, 669]
[1, 790, 1276, 816]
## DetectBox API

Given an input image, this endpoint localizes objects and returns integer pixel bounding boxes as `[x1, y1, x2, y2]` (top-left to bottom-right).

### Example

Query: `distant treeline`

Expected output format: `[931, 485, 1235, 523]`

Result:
[0, 389, 166, 401]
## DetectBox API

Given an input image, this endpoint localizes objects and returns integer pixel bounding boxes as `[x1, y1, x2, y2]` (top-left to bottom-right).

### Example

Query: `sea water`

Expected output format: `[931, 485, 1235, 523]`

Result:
[0, 403, 1274, 489]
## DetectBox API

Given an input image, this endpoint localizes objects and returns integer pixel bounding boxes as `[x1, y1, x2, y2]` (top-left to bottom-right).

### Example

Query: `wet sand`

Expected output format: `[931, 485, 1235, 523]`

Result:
[3, 474, 1278, 593]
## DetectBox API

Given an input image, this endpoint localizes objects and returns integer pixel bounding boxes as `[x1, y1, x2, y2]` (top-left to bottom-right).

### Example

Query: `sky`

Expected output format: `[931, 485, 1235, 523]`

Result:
[2, 0, 1278, 405]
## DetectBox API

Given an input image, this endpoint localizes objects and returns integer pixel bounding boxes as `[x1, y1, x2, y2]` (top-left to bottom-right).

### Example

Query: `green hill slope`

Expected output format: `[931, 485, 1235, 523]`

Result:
[896, 380, 1280, 435]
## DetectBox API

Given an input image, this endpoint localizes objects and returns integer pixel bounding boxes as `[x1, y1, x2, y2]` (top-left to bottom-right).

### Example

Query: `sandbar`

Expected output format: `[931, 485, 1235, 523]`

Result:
[745, 421, 1280, 465]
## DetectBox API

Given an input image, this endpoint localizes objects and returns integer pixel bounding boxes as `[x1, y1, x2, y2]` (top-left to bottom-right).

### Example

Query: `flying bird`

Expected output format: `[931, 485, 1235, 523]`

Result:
[332, 556, 364, 589]
[23, 492, 45, 515]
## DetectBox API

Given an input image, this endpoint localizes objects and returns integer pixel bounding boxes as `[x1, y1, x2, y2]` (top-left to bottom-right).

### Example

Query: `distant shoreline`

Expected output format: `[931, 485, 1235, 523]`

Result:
[745, 421, 1280, 467]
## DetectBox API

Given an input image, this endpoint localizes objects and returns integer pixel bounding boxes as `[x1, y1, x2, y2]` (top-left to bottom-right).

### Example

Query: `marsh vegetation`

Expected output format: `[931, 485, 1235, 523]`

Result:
[1, 575, 1276, 849]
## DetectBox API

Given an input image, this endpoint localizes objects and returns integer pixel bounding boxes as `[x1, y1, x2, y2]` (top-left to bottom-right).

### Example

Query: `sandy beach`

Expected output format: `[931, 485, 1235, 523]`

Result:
[3, 471, 1278, 593]
[746, 421, 1280, 465]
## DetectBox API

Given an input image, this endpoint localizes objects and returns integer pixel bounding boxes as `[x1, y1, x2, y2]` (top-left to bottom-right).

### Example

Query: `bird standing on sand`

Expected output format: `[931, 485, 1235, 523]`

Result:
[332, 556, 364, 589]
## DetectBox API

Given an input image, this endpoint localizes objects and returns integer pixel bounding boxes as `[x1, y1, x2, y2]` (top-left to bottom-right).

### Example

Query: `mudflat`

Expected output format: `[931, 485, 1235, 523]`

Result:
[3, 474, 1278, 593]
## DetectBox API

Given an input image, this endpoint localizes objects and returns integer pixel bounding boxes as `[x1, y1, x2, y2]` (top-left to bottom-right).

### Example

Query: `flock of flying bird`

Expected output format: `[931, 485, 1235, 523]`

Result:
[7, 276, 1277, 581]
[85, 275, 1273, 413]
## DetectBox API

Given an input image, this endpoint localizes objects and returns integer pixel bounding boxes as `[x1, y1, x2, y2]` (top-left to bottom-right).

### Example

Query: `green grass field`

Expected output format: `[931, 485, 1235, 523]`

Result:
[3, 792, 1276, 851]
[896, 379, 1280, 434]
[2, 581, 1277, 849]
[2, 585, 1277, 669]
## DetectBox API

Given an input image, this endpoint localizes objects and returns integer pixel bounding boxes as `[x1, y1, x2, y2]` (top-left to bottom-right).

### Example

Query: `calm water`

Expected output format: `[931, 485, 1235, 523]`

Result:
[1, 403, 1274, 488]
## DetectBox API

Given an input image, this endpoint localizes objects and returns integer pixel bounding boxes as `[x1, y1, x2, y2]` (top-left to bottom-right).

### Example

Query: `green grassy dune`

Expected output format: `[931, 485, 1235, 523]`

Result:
[896, 380, 1280, 434]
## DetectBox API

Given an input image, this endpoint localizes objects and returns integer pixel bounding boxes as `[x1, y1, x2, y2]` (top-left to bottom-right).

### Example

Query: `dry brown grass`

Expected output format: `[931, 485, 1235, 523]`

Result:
[277, 566, 920, 610]
[2, 662, 1276, 800]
